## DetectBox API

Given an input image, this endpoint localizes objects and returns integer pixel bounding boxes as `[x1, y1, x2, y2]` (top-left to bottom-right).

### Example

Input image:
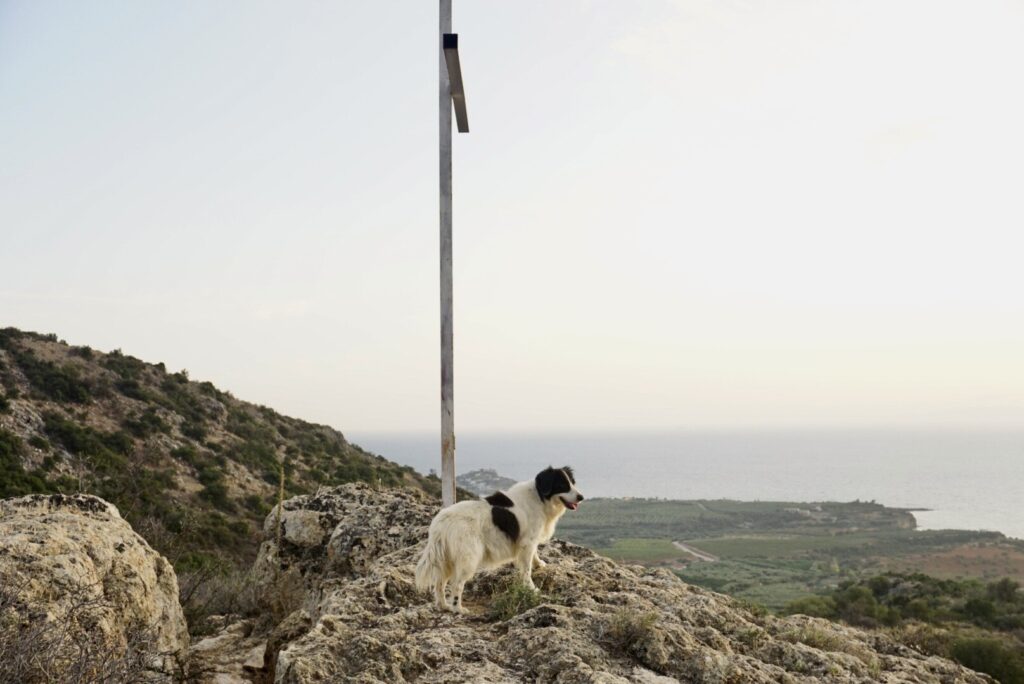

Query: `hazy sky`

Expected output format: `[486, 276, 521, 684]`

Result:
[2, 1, 1023, 432]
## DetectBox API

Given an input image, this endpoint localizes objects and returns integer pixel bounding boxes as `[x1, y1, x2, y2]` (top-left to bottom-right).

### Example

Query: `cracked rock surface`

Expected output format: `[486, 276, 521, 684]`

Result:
[246, 484, 990, 684]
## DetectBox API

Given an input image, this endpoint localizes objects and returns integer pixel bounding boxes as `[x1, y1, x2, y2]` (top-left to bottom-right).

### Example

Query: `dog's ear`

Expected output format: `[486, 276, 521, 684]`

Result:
[535, 466, 558, 499]
[561, 466, 575, 484]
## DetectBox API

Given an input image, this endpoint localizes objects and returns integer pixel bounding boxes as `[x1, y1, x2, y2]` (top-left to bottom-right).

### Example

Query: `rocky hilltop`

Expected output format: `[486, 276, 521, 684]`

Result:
[0, 483, 993, 682]
[0, 327, 440, 565]
[185, 483, 989, 683]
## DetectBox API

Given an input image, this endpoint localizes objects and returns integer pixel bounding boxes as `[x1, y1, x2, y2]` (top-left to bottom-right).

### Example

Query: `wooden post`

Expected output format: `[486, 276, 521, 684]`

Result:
[439, 0, 455, 507]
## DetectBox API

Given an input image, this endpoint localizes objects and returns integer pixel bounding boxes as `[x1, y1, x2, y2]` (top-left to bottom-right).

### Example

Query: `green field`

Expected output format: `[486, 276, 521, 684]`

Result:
[557, 498, 1024, 610]
[593, 537, 691, 563]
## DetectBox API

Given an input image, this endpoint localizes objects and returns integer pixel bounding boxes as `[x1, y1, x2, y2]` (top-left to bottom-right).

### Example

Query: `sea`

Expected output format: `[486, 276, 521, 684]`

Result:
[351, 429, 1024, 541]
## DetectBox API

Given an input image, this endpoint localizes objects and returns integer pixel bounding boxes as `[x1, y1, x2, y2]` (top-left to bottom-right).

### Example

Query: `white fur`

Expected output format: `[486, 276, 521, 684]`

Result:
[414, 470, 583, 613]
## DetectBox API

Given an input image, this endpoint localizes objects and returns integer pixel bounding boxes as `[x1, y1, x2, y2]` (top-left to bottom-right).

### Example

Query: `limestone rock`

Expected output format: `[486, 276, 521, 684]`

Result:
[0, 493, 189, 680]
[250, 484, 991, 684]
[189, 619, 266, 684]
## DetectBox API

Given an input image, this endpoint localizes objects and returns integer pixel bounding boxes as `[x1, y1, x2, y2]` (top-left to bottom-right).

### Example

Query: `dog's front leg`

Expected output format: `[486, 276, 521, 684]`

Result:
[516, 544, 539, 591]
[531, 548, 547, 570]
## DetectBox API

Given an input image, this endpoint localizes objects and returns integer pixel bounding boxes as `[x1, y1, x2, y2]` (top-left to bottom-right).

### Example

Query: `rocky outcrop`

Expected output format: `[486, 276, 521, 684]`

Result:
[249, 484, 990, 684]
[0, 493, 189, 681]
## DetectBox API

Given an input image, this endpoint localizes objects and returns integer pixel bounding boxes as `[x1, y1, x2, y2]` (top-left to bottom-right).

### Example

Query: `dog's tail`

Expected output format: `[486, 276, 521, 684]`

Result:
[415, 528, 447, 593]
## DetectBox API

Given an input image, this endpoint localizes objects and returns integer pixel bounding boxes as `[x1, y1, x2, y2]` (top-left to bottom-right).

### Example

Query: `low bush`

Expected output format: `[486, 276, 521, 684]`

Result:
[121, 408, 169, 438]
[10, 348, 92, 404]
[951, 637, 1024, 684]
[604, 608, 659, 653]
[44, 414, 132, 472]
[0, 429, 59, 498]
[489, 578, 542, 621]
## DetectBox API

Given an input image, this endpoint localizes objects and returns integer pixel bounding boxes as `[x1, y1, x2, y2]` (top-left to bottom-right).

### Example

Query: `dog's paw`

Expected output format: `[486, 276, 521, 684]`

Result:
[532, 558, 548, 569]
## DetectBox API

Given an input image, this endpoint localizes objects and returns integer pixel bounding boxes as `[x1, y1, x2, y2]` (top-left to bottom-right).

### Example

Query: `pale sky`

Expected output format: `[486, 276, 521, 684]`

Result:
[2, 1, 1023, 432]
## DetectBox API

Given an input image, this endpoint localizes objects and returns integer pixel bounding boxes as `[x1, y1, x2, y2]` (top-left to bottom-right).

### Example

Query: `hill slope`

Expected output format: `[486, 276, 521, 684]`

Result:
[0, 327, 440, 566]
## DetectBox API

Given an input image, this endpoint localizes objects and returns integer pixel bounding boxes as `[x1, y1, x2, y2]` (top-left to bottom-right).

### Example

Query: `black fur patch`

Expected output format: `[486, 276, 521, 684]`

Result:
[485, 491, 514, 507]
[491, 506, 519, 543]
[535, 466, 573, 500]
[561, 466, 575, 484]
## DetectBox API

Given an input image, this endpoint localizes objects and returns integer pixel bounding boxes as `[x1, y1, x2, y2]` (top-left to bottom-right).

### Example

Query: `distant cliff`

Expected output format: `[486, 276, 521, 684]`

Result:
[456, 467, 517, 496]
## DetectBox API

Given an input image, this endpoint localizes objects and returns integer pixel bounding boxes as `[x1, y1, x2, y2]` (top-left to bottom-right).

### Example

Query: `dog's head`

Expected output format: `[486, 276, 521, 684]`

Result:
[535, 466, 584, 511]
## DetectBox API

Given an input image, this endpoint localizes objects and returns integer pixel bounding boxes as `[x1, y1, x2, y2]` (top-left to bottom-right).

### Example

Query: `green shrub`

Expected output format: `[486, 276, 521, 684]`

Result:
[157, 377, 209, 425]
[951, 637, 1024, 684]
[122, 408, 169, 438]
[989, 578, 1020, 604]
[43, 413, 132, 471]
[489, 578, 542, 621]
[171, 445, 202, 467]
[197, 465, 234, 512]
[181, 421, 207, 441]
[243, 494, 270, 515]
[102, 349, 148, 380]
[835, 585, 880, 626]
[0, 428, 55, 498]
[10, 348, 92, 403]
[69, 345, 93, 359]
[964, 598, 997, 624]
[785, 596, 838, 619]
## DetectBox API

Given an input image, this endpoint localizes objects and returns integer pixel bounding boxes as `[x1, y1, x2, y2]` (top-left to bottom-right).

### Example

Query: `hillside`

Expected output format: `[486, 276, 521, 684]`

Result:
[0, 326, 440, 567]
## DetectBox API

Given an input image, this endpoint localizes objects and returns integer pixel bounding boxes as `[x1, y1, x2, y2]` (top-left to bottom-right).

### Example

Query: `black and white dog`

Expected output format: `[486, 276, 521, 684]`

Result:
[415, 466, 584, 613]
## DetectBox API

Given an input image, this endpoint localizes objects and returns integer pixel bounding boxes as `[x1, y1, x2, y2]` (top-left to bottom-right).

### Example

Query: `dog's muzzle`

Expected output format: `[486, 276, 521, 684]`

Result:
[561, 493, 584, 511]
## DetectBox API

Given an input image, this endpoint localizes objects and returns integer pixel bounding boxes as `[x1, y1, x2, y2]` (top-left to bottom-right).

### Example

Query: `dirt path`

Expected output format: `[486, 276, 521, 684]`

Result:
[673, 541, 718, 562]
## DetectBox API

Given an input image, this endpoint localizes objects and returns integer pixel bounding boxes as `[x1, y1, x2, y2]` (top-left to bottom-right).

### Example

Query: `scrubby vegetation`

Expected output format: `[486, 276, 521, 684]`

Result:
[603, 608, 659, 655]
[0, 577, 159, 684]
[786, 573, 1024, 683]
[0, 429, 57, 498]
[489, 578, 543, 620]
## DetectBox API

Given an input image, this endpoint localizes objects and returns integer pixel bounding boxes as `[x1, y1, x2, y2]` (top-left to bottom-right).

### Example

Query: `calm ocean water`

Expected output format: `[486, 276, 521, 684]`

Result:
[351, 430, 1024, 540]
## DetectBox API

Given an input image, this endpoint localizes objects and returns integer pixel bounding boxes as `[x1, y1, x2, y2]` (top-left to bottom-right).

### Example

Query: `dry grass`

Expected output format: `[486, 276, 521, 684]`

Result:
[0, 577, 168, 683]
[179, 563, 304, 636]
[781, 624, 881, 675]
[604, 608, 659, 652]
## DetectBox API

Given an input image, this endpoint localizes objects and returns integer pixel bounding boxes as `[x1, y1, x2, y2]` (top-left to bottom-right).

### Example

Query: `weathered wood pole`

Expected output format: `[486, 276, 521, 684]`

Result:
[439, 0, 455, 507]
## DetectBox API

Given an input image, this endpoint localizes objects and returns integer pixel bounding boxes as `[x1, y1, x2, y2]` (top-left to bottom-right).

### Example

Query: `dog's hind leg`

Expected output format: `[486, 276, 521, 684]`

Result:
[434, 575, 449, 611]
[447, 540, 484, 614]
[449, 566, 474, 614]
